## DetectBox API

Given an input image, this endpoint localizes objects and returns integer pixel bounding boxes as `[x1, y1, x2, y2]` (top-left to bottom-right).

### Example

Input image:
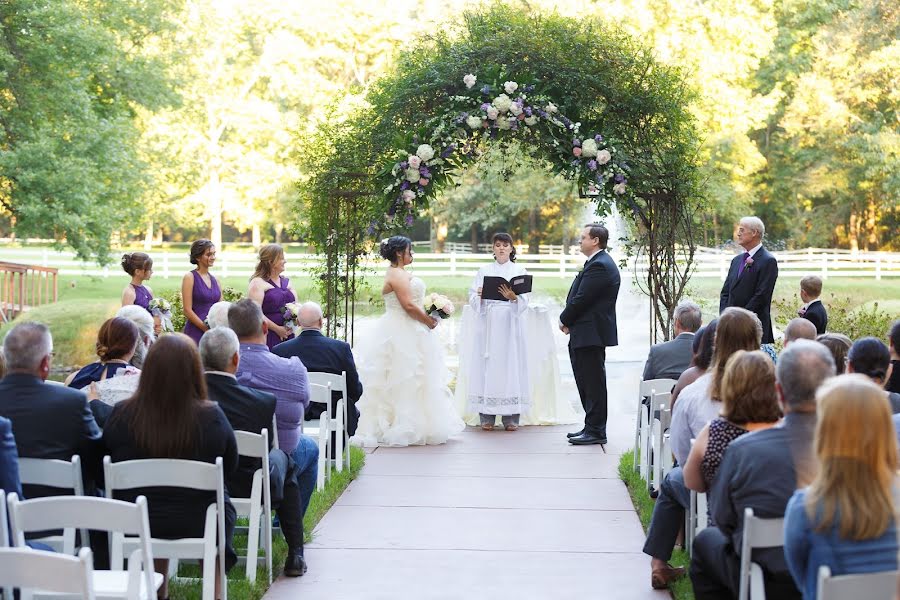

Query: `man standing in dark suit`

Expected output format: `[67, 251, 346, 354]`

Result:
[560, 224, 621, 446]
[272, 302, 363, 438]
[0, 322, 103, 494]
[642, 300, 702, 381]
[719, 216, 779, 344]
[199, 327, 309, 577]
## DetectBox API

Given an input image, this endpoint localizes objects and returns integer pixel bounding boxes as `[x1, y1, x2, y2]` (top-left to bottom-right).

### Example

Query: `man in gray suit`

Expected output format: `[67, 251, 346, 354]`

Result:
[642, 300, 702, 381]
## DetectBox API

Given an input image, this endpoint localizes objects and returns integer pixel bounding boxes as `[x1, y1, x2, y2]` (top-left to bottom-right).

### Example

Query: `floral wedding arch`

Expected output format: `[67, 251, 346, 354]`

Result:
[296, 4, 704, 343]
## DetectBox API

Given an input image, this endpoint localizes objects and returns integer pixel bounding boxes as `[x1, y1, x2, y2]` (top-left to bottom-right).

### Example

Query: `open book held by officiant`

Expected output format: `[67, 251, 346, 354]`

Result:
[481, 274, 533, 301]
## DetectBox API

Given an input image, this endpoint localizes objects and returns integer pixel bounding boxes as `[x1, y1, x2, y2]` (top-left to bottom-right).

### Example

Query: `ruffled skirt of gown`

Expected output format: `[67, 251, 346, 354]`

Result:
[352, 306, 465, 447]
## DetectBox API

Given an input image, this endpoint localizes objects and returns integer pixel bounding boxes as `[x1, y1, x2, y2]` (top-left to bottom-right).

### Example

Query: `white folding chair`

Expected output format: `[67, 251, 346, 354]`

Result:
[232, 429, 272, 585]
[634, 378, 677, 479]
[816, 565, 898, 600]
[309, 381, 333, 485]
[738, 507, 786, 600]
[0, 489, 11, 600]
[0, 547, 95, 599]
[104, 457, 227, 600]
[7, 493, 162, 600]
[271, 414, 279, 450]
[686, 489, 709, 556]
[17, 455, 86, 554]
[650, 392, 674, 490]
[308, 371, 349, 472]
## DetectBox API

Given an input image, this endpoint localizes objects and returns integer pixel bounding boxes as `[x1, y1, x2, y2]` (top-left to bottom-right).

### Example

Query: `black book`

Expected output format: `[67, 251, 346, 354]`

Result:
[481, 274, 533, 301]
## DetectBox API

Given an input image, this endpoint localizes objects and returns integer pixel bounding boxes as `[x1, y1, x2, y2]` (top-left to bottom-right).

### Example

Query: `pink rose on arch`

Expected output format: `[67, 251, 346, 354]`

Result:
[573, 147, 583, 157]
[408, 155, 421, 169]
[419, 177, 429, 186]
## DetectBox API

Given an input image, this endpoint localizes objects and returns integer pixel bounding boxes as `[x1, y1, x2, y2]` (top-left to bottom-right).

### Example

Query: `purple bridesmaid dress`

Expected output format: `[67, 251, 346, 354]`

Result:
[132, 284, 153, 313]
[262, 277, 296, 349]
[184, 270, 220, 345]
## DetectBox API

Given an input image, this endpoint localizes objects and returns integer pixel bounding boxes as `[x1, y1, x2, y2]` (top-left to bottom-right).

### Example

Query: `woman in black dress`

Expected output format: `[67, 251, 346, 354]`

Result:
[103, 333, 238, 599]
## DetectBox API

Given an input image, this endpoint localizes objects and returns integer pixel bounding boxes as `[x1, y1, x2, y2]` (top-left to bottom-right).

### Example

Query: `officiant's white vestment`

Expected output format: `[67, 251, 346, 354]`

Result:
[459, 260, 531, 416]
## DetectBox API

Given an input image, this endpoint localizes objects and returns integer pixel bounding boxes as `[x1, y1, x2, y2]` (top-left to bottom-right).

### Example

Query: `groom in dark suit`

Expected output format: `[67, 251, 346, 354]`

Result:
[719, 216, 779, 344]
[560, 224, 621, 445]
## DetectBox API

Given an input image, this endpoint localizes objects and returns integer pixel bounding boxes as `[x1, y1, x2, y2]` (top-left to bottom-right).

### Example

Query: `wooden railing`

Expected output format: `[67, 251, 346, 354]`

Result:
[0, 262, 59, 322]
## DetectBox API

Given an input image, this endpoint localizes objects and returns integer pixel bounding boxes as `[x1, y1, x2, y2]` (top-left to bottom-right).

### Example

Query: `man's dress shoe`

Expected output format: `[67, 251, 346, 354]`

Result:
[284, 553, 308, 577]
[566, 429, 584, 439]
[568, 432, 607, 445]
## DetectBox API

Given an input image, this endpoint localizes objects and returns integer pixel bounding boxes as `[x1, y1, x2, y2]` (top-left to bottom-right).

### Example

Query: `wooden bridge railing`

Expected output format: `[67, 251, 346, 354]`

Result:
[0, 261, 59, 322]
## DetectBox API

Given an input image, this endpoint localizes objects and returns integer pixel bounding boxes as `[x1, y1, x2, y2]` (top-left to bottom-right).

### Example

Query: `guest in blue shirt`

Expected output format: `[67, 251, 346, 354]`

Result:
[784, 374, 899, 599]
[0, 416, 22, 500]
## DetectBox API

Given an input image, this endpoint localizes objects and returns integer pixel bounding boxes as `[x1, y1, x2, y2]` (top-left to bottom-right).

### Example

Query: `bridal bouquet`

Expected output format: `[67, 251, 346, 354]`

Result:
[283, 302, 301, 334]
[148, 297, 174, 332]
[425, 293, 455, 320]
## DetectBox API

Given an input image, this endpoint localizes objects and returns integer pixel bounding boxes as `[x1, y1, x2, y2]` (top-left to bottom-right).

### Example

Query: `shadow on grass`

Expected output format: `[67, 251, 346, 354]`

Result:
[171, 446, 366, 600]
[618, 450, 695, 600]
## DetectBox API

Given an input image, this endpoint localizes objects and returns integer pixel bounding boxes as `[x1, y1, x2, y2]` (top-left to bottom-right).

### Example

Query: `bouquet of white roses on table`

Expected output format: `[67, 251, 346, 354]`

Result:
[425, 293, 455, 320]
[148, 297, 174, 332]
[283, 302, 301, 335]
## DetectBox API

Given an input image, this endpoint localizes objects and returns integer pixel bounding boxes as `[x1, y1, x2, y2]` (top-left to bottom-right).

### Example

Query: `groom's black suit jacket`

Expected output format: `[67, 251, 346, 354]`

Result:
[560, 250, 621, 349]
[719, 247, 778, 344]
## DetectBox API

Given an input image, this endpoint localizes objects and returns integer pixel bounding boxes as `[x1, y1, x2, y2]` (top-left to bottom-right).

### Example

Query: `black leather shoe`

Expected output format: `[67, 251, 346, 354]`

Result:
[566, 429, 584, 439]
[283, 553, 308, 577]
[568, 433, 607, 445]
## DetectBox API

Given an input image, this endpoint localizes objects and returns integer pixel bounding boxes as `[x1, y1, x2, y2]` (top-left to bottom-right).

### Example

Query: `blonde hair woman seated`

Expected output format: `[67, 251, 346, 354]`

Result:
[784, 375, 899, 599]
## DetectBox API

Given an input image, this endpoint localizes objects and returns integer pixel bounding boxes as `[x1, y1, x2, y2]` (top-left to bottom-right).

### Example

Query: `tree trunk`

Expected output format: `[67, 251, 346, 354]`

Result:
[143, 221, 154, 251]
[470, 223, 478, 253]
[209, 165, 223, 249]
[274, 223, 284, 244]
[252, 223, 261, 249]
[528, 208, 540, 254]
[849, 211, 859, 253]
[866, 199, 878, 250]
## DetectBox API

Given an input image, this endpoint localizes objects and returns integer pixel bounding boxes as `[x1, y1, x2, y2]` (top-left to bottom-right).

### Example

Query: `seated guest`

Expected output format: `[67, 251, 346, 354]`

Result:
[229, 299, 319, 515]
[783, 318, 817, 347]
[103, 333, 238, 599]
[785, 374, 898, 599]
[816, 333, 851, 375]
[643, 309, 760, 590]
[888, 319, 900, 394]
[670, 307, 762, 466]
[1, 415, 22, 499]
[797, 275, 828, 334]
[206, 300, 233, 330]
[642, 300, 702, 381]
[199, 327, 309, 576]
[0, 322, 103, 496]
[683, 350, 780, 500]
[273, 301, 364, 438]
[690, 340, 836, 599]
[672, 319, 717, 406]
[115, 304, 156, 368]
[65, 317, 141, 387]
[847, 337, 900, 413]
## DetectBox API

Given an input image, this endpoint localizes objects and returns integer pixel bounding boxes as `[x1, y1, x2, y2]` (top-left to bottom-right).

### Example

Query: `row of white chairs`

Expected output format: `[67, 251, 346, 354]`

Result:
[633, 378, 677, 490]
[308, 371, 351, 492]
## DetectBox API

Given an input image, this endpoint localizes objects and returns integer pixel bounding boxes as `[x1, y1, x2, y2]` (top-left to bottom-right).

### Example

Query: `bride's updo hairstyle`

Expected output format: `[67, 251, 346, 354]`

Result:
[492, 232, 517, 262]
[379, 236, 412, 265]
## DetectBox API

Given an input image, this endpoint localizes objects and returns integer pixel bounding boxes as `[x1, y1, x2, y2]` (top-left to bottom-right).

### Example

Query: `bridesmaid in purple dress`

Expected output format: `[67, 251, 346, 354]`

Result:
[181, 239, 222, 345]
[248, 243, 298, 349]
[121, 252, 154, 312]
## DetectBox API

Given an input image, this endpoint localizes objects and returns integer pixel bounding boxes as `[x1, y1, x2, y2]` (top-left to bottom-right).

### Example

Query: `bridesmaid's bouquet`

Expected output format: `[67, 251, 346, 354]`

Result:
[148, 297, 174, 332]
[425, 293, 455, 320]
[283, 302, 301, 334]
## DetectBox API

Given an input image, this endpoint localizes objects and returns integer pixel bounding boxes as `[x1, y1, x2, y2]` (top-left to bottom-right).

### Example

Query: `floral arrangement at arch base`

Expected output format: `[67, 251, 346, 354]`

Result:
[377, 73, 631, 229]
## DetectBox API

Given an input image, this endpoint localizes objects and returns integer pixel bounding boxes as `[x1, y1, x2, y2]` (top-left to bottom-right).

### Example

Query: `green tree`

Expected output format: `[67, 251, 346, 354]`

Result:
[0, 0, 180, 261]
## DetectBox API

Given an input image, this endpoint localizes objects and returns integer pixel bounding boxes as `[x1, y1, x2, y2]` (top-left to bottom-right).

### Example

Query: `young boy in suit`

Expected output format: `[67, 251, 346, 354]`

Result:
[798, 275, 828, 334]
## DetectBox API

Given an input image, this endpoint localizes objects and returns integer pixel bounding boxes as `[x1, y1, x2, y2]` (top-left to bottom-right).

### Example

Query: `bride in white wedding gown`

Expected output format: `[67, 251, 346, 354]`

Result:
[351, 236, 465, 447]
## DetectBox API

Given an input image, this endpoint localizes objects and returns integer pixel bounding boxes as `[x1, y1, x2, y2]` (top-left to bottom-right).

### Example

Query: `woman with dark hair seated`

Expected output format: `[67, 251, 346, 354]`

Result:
[816, 333, 852, 375]
[671, 319, 718, 407]
[103, 333, 238, 600]
[65, 317, 141, 388]
[847, 336, 900, 413]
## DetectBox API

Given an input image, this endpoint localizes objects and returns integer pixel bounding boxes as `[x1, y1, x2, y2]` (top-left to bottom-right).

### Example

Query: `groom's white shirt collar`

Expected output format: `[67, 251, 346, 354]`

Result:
[586, 248, 603, 261]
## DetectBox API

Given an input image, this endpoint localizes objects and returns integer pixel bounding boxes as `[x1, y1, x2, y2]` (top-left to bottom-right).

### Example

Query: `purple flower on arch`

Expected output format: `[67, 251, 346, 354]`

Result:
[595, 134, 603, 143]
[480, 102, 490, 112]
[573, 138, 582, 147]
[387, 204, 397, 216]
[587, 159, 598, 171]
[481, 85, 491, 96]
[419, 166, 431, 177]
[441, 144, 455, 158]
[615, 173, 626, 183]
[524, 106, 533, 117]
[400, 181, 410, 191]
[399, 161, 408, 170]
[405, 214, 414, 226]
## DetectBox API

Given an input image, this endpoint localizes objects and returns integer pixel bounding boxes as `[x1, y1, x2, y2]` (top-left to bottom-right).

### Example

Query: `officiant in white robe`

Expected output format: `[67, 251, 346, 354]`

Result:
[459, 233, 531, 431]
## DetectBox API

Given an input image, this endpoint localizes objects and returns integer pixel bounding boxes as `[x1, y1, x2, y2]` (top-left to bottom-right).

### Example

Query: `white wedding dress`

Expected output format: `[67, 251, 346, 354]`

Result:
[352, 276, 465, 447]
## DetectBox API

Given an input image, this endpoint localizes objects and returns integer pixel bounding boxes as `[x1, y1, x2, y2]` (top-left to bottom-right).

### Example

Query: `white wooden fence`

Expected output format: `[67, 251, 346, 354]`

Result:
[2, 247, 899, 280]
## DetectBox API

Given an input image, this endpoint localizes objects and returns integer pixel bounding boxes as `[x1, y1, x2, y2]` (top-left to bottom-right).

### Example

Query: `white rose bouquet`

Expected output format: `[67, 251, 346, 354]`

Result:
[148, 297, 174, 332]
[282, 302, 302, 334]
[424, 293, 455, 320]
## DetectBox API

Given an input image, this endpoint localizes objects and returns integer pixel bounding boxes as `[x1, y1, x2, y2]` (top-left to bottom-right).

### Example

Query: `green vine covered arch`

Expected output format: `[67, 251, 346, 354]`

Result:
[296, 3, 704, 341]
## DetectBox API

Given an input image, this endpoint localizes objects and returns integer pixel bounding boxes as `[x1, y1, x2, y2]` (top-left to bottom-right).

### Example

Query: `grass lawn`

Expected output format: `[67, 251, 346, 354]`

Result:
[619, 450, 694, 600]
[172, 446, 366, 600]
